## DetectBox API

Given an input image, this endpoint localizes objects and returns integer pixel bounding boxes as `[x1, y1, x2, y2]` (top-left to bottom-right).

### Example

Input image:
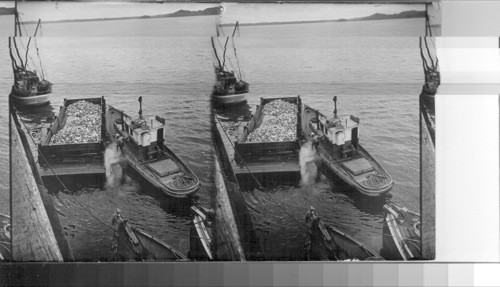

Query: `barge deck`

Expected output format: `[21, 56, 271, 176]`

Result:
[215, 117, 300, 186]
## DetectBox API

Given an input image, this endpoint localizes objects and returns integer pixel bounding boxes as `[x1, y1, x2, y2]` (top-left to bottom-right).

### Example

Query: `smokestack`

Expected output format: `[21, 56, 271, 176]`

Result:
[138, 96, 143, 119]
[333, 96, 337, 119]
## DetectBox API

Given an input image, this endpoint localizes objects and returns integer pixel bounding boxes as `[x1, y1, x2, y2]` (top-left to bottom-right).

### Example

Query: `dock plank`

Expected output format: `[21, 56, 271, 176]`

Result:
[214, 154, 245, 261]
[421, 110, 435, 260]
[11, 115, 63, 261]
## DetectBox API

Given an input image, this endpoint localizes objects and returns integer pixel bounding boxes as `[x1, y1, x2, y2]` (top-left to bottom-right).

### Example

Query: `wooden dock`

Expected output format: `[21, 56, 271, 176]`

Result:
[420, 99, 435, 260]
[213, 153, 246, 261]
[11, 114, 63, 261]
[213, 116, 265, 260]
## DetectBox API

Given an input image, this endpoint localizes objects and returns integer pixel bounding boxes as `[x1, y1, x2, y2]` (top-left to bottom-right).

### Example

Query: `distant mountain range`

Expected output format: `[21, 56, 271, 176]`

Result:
[15, 6, 220, 25]
[0, 7, 15, 16]
[222, 10, 426, 27]
[349, 10, 425, 21]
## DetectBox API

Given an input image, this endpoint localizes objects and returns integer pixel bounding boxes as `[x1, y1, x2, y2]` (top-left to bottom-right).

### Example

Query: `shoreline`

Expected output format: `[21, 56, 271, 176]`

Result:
[220, 16, 424, 27]
[20, 7, 220, 25]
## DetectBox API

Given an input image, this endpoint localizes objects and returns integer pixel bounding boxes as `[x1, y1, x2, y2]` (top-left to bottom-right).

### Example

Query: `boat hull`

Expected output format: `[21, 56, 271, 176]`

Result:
[213, 93, 248, 106]
[302, 105, 393, 196]
[0, 213, 10, 261]
[189, 205, 214, 260]
[10, 93, 50, 106]
[307, 216, 383, 261]
[114, 221, 188, 261]
[106, 107, 200, 198]
[382, 204, 421, 260]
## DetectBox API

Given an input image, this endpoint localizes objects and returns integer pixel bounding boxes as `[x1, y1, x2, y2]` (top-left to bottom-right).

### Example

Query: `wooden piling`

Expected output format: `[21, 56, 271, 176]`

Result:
[214, 153, 246, 260]
[420, 101, 435, 260]
[11, 114, 63, 261]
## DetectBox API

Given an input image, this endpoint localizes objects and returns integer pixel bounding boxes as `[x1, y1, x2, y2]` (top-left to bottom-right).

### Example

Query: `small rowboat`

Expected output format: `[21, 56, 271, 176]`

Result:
[112, 210, 188, 261]
[0, 213, 11, 261]
[305, 207, 383, 261]
[106, 98, 200, 198]
[383, 203, 421, 260]
[302, 98, 393, 196]
[189, 204, 214, 260]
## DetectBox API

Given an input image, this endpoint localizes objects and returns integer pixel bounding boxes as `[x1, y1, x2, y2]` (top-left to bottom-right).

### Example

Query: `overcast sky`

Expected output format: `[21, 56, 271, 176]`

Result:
[5, 1, 218, 22]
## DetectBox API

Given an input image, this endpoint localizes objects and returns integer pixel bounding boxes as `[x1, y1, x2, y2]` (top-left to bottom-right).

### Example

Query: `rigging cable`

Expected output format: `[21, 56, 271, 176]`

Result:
[214, 113, 421, 252]
[214, 113, 310, 231]
[16, 110, 211, 248]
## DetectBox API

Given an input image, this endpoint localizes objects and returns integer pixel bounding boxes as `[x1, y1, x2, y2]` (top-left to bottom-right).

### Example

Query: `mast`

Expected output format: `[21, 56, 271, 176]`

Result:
[9, 38, 18, 84]
[231, 21, 244, 80]
[221, 22, 240, 71]
[24, 19, 41, 69]
[211, 37, 222, 71]
[14, 1, 17, 36]
[12, 38, 24, 69]
[221, 37, 230, 69]
[231, 21, 239, 37]
[14, 1, 22, 37]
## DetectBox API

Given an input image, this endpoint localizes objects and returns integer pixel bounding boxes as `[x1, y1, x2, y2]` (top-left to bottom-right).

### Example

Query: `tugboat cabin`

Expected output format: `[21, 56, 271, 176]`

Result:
[310, 97, 376, 177]
[314, 112, 360, 160]
[115, 113, 167, 161]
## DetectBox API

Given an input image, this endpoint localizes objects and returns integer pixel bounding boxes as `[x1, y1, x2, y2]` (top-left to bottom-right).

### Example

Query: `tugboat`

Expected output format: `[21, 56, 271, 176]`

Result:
[305, 207, 383, 261]
[111, 209, 188, 261]
[382, 203, 421, 260]
[302, 97, 393, 196]
[189, 204, 214, 260]
[106, 97, 200, 198]
[9, 15, 52, 106]
[0, 213, 11, 261]
[211, 21, 249, 106]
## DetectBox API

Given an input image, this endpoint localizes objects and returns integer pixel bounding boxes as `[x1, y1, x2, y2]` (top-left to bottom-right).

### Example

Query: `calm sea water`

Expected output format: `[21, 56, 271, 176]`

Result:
[3, 33, 216, 260]
[216, 35, 422, 260]
[2, 15, 425, 260]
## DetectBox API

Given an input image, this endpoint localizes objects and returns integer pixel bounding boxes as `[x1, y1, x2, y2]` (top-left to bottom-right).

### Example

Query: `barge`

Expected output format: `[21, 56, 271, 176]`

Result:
[230, 96, 302, 187]
[106, 97, 200, 198]
[302, 97, 393, 196]
[37, 97, 107, 179]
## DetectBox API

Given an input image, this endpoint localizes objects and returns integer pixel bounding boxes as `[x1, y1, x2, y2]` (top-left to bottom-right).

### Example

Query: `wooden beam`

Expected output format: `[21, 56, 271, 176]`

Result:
[11, 115, 63, 261]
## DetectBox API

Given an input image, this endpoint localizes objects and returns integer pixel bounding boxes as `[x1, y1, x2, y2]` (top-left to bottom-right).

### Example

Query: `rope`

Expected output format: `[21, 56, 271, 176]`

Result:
[0, 242, 11, 257]
[16, 109, 216, 260]
[16, 109, 118, 234]
[214, 113, 310, 231]
[215, 114, 422, 257]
